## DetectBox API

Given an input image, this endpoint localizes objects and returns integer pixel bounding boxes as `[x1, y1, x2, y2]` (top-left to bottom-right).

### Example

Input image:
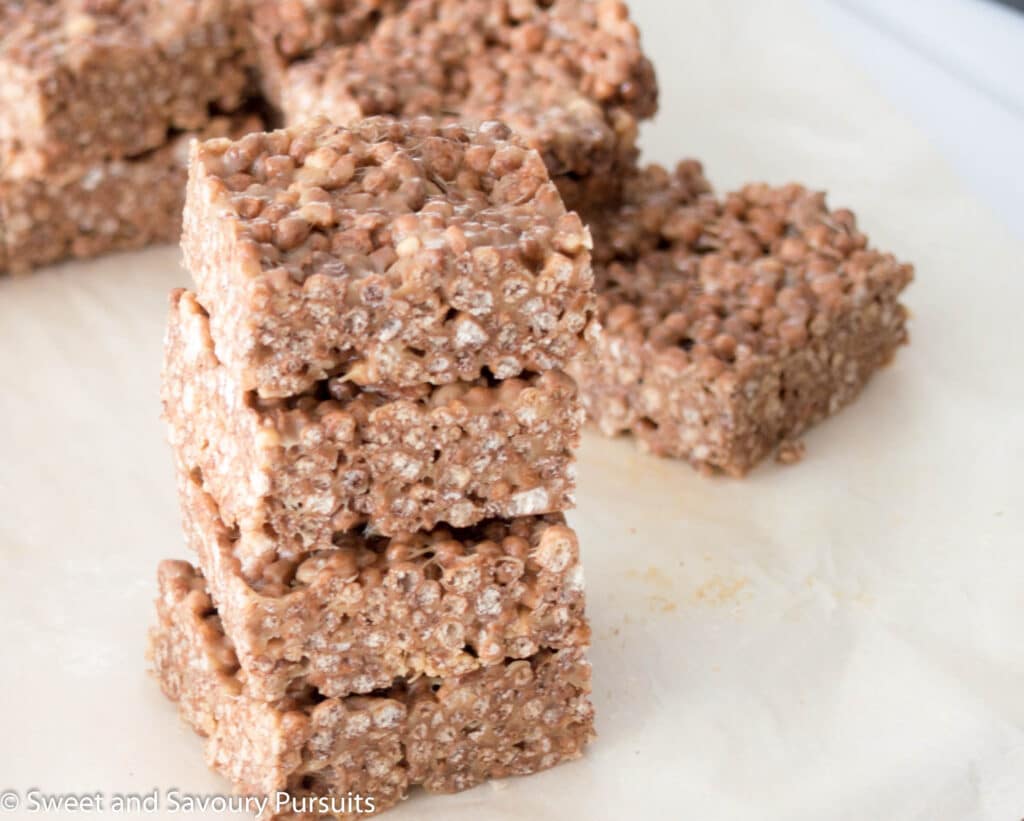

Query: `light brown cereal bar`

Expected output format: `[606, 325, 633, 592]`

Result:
[249, 0, 409, 62]
[0, 0, 255, 178]
[182, 116, 594, 398]
[270, 0, 656, 118]
[149, 559, 595, 818]
[163, 289, 581, 545]
[274, 0, 656, 209]
[0, 113, 262, 275]
[281, 54, 640, 212]
[174, 467, 590, 701]
[571, 162, 914, 475]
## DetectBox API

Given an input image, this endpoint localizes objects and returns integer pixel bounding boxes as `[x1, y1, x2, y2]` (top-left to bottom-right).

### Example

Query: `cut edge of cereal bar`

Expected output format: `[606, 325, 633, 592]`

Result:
[175, 466, 591, 702]
[0, 0, 255, 178]
[0, 113, 263, 275]
[163, 288, 582, 546]
[149, 559, 595, 817]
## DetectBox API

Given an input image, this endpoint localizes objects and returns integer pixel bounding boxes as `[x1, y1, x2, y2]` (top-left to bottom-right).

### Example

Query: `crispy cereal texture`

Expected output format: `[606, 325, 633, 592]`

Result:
[1, 0, 661, 273]
[571, 162, 914, 475]
[0, 0, 255, 176]
[274, 0, 657, 209]
[182, 116, 594, 397]
[249, 0, 410, 61]
[0, 114, 262, 275]
[1, 0, 659, 272]
[174, 467, 590, 701]
[149, 560, 595, 819]
[163, 289, 581, 545]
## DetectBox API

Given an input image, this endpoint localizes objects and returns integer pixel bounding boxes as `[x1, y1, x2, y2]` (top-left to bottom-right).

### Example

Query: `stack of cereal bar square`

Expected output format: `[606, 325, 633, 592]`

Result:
[151, 115, 597, 818]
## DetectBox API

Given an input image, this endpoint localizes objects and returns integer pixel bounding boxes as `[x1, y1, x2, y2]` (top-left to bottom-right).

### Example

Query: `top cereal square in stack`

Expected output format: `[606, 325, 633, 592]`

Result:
[183, 116, 595, 398]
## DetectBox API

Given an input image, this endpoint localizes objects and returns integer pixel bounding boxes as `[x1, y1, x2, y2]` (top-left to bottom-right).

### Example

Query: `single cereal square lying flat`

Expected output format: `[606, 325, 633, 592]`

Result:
[183, 116, 594, 398]
[571, 162, 913, 475]
[149, 560, 594, 818]
[163, 290, 581, 546]
[174, 467, 590, 701]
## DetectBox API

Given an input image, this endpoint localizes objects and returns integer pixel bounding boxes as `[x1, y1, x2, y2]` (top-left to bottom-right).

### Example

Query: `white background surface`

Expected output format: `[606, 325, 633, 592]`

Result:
[2, 1, 1023, 820]
[814, 0, 1024, 242]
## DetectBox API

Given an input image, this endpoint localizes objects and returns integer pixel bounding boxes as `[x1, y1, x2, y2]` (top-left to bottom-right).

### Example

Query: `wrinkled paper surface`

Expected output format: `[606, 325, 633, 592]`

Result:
[2, 1, 1022, 819]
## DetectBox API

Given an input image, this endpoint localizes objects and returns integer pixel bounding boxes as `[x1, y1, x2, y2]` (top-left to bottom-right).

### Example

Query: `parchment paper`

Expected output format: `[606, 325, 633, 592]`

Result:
[2, 1, 1022, 819]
